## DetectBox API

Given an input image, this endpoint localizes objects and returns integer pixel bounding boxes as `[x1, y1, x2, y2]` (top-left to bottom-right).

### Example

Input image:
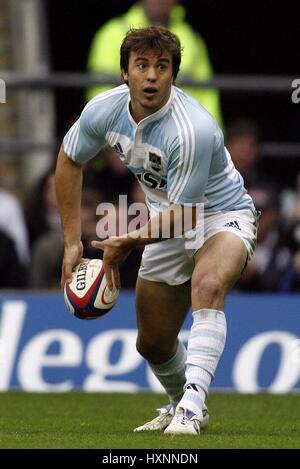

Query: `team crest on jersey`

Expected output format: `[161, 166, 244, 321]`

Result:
[148, 152, 162, 172]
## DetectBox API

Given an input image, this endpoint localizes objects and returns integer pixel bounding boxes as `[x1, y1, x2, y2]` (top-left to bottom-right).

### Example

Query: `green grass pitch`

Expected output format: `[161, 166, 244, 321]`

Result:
[0, 392, 299, 449]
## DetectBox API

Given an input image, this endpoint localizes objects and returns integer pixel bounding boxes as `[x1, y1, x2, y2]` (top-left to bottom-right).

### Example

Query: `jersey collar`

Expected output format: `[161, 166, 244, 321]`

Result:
[127, 86, 174, 130]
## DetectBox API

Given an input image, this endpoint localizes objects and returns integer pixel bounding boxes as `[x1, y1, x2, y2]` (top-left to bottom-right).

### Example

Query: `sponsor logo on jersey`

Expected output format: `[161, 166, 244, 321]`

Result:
[136, 172, 167, 189]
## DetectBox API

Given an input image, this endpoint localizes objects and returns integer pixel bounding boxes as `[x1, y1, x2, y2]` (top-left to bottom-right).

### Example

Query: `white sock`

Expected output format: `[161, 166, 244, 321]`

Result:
[178, 308, 227, 418]
[149, 340, 187, 408]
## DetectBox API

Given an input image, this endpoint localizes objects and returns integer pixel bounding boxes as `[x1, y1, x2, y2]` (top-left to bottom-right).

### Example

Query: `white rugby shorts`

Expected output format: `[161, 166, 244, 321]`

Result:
[138, 209, 259, 286]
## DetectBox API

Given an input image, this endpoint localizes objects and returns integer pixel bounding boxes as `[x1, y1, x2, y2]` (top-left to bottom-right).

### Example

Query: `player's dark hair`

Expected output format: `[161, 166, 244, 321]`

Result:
[120, 26, 182, 82]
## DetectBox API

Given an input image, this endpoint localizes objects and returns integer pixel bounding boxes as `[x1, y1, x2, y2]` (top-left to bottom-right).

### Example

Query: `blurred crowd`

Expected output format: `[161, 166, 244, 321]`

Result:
[1, 0, 299, 291]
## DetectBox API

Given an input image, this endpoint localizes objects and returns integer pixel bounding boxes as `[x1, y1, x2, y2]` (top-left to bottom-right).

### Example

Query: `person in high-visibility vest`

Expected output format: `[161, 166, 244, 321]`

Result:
[86, 0, 223, 127]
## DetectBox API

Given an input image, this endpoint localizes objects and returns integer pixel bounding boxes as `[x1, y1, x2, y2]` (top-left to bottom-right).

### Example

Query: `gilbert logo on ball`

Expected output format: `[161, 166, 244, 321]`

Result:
[64, 259, 119, 320]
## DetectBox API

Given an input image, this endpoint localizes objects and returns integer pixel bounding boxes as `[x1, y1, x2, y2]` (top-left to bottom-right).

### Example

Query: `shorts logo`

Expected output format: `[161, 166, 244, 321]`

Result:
[149, 152, 162, 172]
[224, 221, 241, 231]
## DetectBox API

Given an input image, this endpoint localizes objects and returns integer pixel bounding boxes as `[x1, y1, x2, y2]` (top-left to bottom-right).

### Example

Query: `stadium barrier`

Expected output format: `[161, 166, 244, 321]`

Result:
[0, 71, 294, 92]
[0, 71, 299, 157]
[0, 292, 299, 393]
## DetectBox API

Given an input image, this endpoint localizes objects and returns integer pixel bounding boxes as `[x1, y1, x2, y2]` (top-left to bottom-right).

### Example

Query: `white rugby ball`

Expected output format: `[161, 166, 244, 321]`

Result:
[64, 258, 119, 320]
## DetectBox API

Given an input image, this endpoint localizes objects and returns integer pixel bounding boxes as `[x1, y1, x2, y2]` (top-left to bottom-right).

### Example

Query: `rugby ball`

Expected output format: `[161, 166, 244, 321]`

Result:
[64, 258, 119, 320]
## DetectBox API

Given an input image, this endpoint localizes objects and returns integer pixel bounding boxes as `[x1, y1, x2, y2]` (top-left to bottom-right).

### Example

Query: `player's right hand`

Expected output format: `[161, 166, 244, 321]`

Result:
[61, 241, 84, 290]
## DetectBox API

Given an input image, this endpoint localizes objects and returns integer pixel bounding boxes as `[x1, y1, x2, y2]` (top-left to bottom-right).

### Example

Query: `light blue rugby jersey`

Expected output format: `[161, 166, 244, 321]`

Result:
[63, 84, 254, 213]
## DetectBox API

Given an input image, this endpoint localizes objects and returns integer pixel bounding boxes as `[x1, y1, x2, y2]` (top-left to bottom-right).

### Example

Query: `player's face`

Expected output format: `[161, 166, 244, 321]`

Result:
[122, 49, 174, 123]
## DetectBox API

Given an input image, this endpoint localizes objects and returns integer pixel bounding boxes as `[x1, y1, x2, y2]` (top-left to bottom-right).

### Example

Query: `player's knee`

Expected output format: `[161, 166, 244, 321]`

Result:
[192, 273, 225, 304]
[136, 337, 161, 362]
[136, 336, 173, 363]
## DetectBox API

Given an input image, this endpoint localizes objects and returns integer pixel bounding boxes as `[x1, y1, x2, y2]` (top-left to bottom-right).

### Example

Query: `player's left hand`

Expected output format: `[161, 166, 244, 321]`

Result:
[91, 236, 132, 290]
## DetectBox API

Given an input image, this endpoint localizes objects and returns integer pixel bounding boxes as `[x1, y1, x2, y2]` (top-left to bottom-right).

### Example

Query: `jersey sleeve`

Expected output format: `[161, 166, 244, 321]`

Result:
[167, 121, 216, 206]
[63, 104, 106, 165]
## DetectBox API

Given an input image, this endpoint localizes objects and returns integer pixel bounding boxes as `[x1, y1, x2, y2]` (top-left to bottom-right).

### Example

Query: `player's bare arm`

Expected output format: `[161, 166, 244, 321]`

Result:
[55, 145, 84, 288]
[92, 204, 197, 290]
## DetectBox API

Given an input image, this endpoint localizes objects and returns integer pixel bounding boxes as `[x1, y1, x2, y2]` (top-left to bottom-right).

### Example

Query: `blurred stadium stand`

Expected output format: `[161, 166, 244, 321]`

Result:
[0, 0, 54, 192]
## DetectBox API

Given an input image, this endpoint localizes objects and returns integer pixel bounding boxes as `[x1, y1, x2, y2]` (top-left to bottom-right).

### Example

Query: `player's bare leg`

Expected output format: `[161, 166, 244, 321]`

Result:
[134, 277, 209, 431]
[191, 232, 247, 311]
[135, 277, 190, 364]
[165, 232, 247, 435]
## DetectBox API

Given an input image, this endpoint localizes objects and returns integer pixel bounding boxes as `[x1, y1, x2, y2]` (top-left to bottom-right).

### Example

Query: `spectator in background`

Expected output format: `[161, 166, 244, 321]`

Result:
[0, 187, 30, 270]
[226, 118, 280, 212]
[226, 118, 292, 292]
[86, 0, 223, 126]
[28, 230, 63, 289]
[29, 186, 103, 289]
[235, 186, 291, 291]
[226, 118, 263, 187]
[0, 229, 27, 288]
[280, 170, 300, 227]
[277, 174, 300, 292]
[24, 167, 61, 249]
